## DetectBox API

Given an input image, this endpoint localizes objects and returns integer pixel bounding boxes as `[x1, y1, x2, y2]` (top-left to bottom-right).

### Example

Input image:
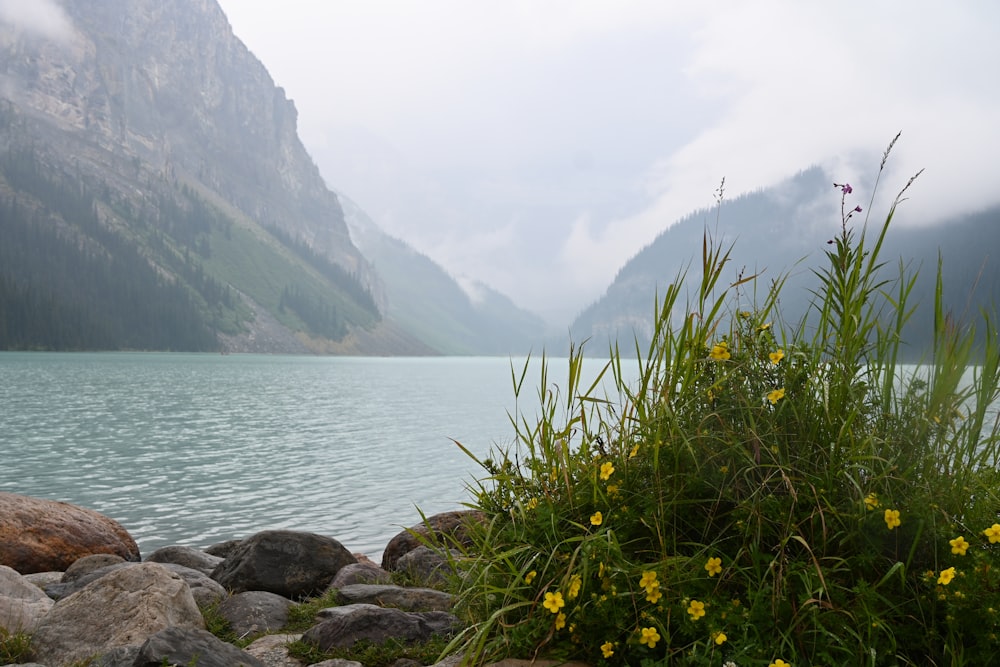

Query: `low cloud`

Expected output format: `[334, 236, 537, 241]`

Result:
[0, 0, 75, 43]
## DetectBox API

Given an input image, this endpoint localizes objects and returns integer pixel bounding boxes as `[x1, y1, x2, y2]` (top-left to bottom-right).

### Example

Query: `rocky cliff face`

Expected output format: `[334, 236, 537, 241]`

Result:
[0, 0, 364, 275]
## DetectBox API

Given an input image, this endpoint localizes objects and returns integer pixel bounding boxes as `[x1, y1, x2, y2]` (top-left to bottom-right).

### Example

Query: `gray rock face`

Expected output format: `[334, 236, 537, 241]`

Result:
[132, 626, 265, 667]
[0, 564, 54, 632]
[211, 530, 356, 599]
[0, 492, 140, 574]
[158, 562, 228, 607]
[218, 590, 294, 638]
[146, 544, 224, 576]
[31, 562, 204, 666]
[335, 583, 454, 612]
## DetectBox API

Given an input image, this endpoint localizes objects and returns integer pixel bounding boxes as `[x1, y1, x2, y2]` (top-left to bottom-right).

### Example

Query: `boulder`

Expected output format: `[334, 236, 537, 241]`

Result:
[335, 583, 454, 612]
[305, 604, 458, 650]
[0, 564, 53, 632]
[381, 510, 482, 571]
[159, 563, 228, 607]
[204, 538, 244, 558]
[30, 562, 204, 666]
[62, 553, 126, 582]
[217, 590, 294, 638]
[329, 561, 392, 588]
[211, 530, 356, 598]
[0, 492, 140, 574]
[132, 626, 265, 667]
[45, 562, 131, 600]
[146, 544, 224, 576]
[394, 546, 458, 587]
[243, 633, 304, 667]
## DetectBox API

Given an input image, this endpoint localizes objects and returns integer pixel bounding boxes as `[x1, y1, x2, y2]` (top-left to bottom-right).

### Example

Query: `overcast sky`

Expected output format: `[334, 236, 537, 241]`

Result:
[215, 1, 1000, 326]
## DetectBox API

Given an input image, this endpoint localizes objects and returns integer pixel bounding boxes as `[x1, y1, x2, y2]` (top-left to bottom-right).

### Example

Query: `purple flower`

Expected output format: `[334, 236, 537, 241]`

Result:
[841, 184, 853, 194]
[854, 205, 862, 213]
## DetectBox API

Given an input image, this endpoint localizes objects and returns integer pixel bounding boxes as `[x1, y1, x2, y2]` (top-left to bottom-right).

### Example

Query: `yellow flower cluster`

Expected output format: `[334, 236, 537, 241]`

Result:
[864, 492, 879, 510]
[638, 625, 660, 648]
[705, 556, 723, 577]
[769, 349, 785, 365]
[639, 570, 661, 603]
[709, 341, 731, 361]
[884, 508, 901, 530]
[687, 599, 706, 620]
[599, 461, 615, 481]
[767, 387, 786, 405]
[543, 591, 565, 614]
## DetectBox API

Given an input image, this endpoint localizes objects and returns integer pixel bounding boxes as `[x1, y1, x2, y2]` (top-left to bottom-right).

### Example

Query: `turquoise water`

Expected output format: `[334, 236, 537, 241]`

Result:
[0, 352, 615, 559]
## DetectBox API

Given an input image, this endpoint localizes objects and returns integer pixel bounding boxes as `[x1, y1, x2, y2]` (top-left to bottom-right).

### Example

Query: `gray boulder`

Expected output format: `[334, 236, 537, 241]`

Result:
[146, 545, 224, 576]
[204, 538, 244, 558]
[159, 563, 228, 607]
[0, 564, 53, 632]
[31, 562, 204, 666]
[243, 633, 304, 667]
[132, 626, 265, 666]
[335, 583, 453, 612]
[328, 561, 392, 588]
[218, 590, 294, 638]
[211, 530, 356, 598]
[394, 546, 458, 588]
[62, 553, 126, 582]
[381, 510, 481, 571]
[304, 604, 458, 651]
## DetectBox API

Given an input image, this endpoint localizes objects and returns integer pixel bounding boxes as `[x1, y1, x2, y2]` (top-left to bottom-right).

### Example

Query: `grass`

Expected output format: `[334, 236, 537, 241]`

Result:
[0, 628, 31, 664]
[446, 138, 1000, 666]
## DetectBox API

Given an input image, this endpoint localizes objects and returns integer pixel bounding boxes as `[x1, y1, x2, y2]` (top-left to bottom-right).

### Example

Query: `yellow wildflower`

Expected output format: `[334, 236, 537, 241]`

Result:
[950, 536, 970, 555]
[638, 626, 661, 648]
[713, 631, 727, 645]
[542, 591, 565, 613]
[646, 588, 662, 604]
[769, 349, 784, 365]
[598, 562, 605, 578]
[884, 508, 901, 530]
[607, 484, 620, 497]
[709, 341, 731, 361]
[600, 641, 615, 658]
[629, 444, 640, 458]
[599, 461, 615, 481]
[864, 492, 879, 510]
[639, 571, 659, 591]
[524, 570, 537, 585]
[767, 387, 785, 404]
[555, 612, 566, 630]
[687, 599, 706, 620]
[757, 321, 772, 332]
[590, 511, 603, 526]
[568, 573, 582, 599]
[705, 556, 723, 577]
[769, 660, 791, 667]
[525, 497, 539, 510]
[938, 567, 956, 585]
[985, 523, 1000, 543]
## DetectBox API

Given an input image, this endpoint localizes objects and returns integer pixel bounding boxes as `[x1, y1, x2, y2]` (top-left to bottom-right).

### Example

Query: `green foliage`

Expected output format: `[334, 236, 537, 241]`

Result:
[286, 635, 450, 667]
[451, 143, 1000, 666]
[283, 588, 344, 633]
[0, 627, 31, 664]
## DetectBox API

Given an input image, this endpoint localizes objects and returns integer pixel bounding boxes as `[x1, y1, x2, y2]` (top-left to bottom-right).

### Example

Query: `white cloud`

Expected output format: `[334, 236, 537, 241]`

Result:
[0, 0, 75, 43]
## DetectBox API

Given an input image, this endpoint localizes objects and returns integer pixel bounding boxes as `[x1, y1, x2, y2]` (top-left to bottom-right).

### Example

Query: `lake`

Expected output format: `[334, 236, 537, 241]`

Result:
[0, 352, 617, 560]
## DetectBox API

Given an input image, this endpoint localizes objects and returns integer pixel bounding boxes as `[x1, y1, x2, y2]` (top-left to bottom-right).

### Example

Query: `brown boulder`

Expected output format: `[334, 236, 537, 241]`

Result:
[0, 492, 140, 574]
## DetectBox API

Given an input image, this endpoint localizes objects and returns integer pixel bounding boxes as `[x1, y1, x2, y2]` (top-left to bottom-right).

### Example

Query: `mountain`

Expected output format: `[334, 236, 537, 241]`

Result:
[340, 194, 546, 355]
[568, 167, 1000, 358]
[0, 0, 548, 355]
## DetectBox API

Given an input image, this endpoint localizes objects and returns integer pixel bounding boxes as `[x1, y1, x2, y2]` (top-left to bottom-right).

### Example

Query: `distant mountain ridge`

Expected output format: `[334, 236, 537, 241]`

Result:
[567, 167, 1000, 359]
[0, 0, 544, 354]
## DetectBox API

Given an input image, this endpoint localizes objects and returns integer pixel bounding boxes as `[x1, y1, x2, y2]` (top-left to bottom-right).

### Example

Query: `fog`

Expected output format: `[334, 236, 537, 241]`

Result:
[217, 1, 1000, 326]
